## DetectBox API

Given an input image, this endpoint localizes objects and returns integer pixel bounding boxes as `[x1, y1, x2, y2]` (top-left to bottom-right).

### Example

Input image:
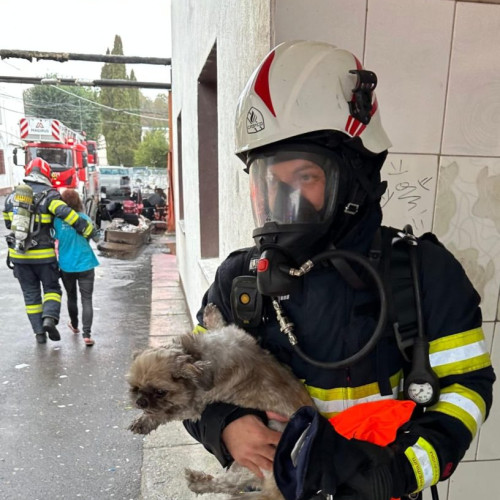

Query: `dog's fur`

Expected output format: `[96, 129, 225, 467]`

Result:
[127, 303, 313, 499]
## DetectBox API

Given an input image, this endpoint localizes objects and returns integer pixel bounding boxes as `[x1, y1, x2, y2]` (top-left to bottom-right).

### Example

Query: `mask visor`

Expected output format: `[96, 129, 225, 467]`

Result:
[249, 149, 339, 227]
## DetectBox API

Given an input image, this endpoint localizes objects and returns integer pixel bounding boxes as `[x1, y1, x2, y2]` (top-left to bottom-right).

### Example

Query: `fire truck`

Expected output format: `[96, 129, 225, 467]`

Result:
[14, 117, 102, 225]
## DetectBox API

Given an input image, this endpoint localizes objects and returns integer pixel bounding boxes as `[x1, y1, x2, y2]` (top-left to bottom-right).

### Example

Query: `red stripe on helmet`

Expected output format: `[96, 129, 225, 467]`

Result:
[254, 51, 276, 117]
[345, 55, 366, 135]
[353, 97, 378, 137]
[355, 123, 367, 136]
[349, 117, 362, 136]
[345, 115, 353, 133]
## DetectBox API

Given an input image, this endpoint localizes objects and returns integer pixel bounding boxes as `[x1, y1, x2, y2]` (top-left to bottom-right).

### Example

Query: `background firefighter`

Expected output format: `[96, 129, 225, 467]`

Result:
[2, 158, 97, 344]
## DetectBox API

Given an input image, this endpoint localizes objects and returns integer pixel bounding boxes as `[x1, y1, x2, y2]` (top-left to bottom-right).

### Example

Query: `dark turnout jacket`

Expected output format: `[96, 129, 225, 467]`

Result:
[3, 178, 95, 264]
[184, 208, 495, 497]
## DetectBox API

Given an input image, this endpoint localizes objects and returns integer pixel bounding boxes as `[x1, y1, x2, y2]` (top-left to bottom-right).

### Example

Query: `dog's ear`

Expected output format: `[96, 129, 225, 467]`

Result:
[178, 333, 202, 360]
[174, 354, 214, 391]
[131, 348, 145, 360]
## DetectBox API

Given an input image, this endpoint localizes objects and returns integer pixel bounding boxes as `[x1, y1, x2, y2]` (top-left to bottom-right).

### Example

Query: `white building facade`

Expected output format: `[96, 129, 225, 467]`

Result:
[0, 66, 25, 195]
[170, 1, 500, 498]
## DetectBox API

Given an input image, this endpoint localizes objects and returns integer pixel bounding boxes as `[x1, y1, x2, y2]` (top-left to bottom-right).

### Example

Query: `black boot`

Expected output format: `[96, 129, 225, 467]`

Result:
[35, 333, 47, 344]
[43, 317, 61, 341]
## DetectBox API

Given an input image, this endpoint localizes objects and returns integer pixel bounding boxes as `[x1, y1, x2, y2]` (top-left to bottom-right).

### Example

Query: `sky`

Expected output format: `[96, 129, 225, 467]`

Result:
[0, 0, 172, 99]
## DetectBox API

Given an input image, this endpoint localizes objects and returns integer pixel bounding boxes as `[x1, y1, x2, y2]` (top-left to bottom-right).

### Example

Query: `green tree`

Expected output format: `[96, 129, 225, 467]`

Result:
[99, 35, 141, 166]
[23, 82, 101, 139]
[128, 69, 142, 146]
[134, 129, 169, 168]
[139, 93, 169, 128]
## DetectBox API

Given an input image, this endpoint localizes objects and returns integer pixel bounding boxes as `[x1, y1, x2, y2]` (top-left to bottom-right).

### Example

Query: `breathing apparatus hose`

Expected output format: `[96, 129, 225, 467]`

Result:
[275, 249, 387, 370]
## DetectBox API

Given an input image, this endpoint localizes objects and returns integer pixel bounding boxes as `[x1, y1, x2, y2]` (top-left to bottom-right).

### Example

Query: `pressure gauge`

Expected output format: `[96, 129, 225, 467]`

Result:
[403, 338, 440, 407]
[407, 382, 435, 405]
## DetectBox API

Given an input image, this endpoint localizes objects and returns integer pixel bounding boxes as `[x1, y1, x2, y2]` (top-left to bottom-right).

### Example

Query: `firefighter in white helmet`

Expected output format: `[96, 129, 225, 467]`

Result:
[3, 157, 97, 344]
[184, 41, 494, 500]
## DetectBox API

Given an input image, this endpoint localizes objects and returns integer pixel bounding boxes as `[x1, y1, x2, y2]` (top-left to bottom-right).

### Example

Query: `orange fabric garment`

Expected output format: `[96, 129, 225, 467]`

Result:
[328, 399, 417, 500]
[328, 399, 416, 446]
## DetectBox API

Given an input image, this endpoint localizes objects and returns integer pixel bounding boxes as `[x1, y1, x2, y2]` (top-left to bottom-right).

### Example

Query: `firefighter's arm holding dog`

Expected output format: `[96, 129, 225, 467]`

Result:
[48, 197, 94, 238]
[222, 413, 282, 479]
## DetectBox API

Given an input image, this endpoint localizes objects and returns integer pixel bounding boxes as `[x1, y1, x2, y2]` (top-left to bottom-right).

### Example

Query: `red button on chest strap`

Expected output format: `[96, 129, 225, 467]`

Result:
[257, 258, 269, 272]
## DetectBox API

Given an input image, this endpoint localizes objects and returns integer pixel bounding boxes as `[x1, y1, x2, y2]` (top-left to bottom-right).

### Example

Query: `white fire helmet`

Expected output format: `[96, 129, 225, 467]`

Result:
[235, 40, 391, 160]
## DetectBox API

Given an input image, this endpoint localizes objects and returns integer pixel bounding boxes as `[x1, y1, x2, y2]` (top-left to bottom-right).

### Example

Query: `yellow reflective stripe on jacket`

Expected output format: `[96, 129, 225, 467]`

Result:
[404, 437, 440, 492]
[64, 210, 79, 225]
[427, 383, 486, 438]
[34, 213, 53, 223]
[306, 370, 404, 418]
[43, 292, 61, 303]
[429, 328, 492, 377]
[8, 248, 57, 259]
[192, 325, 207, 334]
[4, 212, 51, 223]
[48, 199, 65, 213]
[83, 222, 93, 237]
[26, 304, 43, 314]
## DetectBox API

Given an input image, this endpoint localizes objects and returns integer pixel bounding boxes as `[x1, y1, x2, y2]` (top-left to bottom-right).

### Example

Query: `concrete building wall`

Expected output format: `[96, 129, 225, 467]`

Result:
[171, 1, 500, 497]
[171, 0, 272, 320]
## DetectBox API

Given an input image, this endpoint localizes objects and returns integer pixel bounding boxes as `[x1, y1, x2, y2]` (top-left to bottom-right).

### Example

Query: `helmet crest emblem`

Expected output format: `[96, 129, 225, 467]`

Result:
[246, 107, 265, 134]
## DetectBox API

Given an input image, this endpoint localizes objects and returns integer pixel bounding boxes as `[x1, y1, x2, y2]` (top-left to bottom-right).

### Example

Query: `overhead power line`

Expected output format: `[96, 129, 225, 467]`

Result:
[1, 87, 169, 122]
[52, 86, 169, 121]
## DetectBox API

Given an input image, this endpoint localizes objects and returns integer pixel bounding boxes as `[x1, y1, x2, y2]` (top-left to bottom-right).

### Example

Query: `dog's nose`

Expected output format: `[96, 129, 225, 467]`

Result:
[136, 397, 149, 409]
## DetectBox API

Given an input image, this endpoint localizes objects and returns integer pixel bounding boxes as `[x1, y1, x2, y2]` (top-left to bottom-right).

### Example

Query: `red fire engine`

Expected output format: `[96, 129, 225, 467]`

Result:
[14, 117, 102, 224]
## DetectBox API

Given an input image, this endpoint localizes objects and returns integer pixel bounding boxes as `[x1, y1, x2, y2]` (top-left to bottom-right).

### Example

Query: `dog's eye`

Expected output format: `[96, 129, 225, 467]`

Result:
[154, 389, 167, 397]
[130, 386, 139, 394]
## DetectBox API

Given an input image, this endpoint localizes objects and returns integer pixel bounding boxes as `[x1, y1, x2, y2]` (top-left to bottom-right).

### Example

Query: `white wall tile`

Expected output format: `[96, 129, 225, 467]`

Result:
[442, 2, 500, 156]
[422, 480, 449, 500]
[380, 153, 438, 235]
[447, 460, 500, 500]
[365, 0, 454, 154]
[274, 0, 367, 57]
[476, 321, 500, 460]
[434, 157, 500, 321]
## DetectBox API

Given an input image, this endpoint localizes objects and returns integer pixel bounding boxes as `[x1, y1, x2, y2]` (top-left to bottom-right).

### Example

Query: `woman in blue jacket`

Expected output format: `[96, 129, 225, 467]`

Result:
[54, 189, 100, 346]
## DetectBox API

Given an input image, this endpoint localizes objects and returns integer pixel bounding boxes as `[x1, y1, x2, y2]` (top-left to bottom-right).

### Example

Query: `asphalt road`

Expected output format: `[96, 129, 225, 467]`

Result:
[0, 206, 159, 500]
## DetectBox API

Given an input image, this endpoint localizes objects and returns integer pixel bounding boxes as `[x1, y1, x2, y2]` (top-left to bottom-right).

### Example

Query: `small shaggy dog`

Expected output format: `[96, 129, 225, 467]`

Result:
[127, 303, 313, 499]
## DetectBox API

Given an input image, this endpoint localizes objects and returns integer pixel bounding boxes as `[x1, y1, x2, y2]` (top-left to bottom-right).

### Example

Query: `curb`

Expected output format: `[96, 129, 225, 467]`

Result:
[140, 250, 222, 499]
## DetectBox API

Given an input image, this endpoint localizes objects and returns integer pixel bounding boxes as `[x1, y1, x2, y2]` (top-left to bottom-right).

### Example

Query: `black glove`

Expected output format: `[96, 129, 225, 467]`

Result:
[334, 440, 393, 500]
[274, 406, 371, 500]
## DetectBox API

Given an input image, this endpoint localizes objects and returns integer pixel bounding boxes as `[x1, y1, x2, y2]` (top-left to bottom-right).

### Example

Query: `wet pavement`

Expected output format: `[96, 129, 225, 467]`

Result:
[0, 206, 158, 499]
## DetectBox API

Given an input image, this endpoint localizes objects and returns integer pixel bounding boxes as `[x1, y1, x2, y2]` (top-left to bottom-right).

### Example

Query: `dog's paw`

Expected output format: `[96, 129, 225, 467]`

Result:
[128, 416, 156, 435]
[185, 468, 214, 493]
[203, 303, 226, 330]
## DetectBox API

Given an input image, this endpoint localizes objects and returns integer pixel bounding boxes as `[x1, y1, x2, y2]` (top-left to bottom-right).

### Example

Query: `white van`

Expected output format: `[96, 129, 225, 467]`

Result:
[98, 166, 131, 199]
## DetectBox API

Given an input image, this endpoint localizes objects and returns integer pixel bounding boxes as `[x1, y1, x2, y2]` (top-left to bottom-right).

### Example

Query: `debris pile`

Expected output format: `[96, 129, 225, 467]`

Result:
[97, 217, 151, 258]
